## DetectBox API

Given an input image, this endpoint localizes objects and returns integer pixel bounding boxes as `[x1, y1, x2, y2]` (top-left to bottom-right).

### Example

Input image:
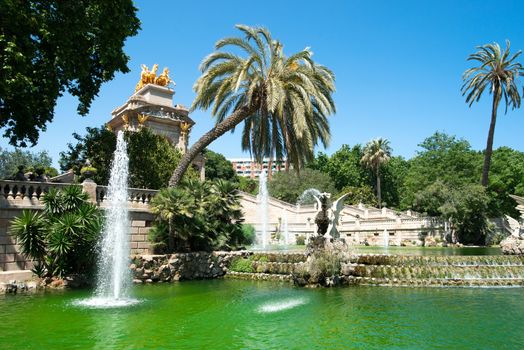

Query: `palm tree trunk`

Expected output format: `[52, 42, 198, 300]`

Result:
[169, 105, 253, 186]
[481, 91, 501, 187]
[376, 167, 382, 208]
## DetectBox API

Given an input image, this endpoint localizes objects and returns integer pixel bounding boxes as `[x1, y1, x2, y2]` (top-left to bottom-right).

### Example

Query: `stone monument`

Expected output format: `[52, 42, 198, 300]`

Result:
[106, 64, 205, 179]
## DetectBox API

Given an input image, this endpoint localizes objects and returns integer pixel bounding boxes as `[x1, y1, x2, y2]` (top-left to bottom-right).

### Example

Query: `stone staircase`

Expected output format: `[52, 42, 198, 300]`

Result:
[343, 254, 524, 287]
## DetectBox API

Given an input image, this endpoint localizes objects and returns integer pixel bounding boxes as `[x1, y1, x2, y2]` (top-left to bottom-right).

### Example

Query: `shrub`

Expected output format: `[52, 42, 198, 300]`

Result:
[229, 257, 254, 273]
[150, 179, 247, 252]
[10, 186, 102, 278]
[296, 235, 306, 245]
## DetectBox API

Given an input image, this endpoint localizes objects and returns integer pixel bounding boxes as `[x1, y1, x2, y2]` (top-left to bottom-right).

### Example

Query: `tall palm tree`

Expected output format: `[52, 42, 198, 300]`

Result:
[361, 138, 392, 208]
[169, 25, 336, 186]
[462, 40, 523, 187]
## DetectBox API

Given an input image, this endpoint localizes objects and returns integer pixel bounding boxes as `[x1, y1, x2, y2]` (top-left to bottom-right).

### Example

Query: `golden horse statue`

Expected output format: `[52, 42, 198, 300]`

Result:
[154, 67, 173, 87]
[135, 64, 158, 91]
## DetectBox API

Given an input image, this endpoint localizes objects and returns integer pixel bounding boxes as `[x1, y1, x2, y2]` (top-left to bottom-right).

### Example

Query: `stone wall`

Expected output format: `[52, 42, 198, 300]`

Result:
[130, 251, 252, 283]
[0, 208, 31, 271]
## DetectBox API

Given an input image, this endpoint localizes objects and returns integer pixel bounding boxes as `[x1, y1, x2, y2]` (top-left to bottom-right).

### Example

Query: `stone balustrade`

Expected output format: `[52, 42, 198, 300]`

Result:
[0, 180, 73, 208]
[96, 185, 158, 211]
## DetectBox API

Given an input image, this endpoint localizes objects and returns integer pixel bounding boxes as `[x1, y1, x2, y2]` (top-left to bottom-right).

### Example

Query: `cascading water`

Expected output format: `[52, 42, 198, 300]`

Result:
[257, 170, 269, 248]
[77, 131, 137, 308]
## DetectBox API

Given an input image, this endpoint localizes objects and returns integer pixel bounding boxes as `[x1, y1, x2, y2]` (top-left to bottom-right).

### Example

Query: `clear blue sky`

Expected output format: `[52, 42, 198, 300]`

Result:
[2, 0, 524, 169]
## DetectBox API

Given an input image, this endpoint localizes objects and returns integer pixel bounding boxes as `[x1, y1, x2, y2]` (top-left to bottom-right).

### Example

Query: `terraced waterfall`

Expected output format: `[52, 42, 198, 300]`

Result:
[227, 252, 524, 287]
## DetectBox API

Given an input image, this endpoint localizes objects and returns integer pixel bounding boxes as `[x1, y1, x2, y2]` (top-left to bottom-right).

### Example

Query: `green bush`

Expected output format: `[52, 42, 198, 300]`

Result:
[10, 186, 102, 278]
[229, 257, 254, 273]
[296, 235, 306, 245]
[150, 179, 247, 252]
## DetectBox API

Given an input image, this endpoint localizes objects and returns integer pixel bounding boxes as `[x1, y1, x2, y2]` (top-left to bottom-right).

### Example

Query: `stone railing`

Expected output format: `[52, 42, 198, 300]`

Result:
[96, 185, 158, 210]
[0, 180, 75, 208]
[0, 180, 160, 210]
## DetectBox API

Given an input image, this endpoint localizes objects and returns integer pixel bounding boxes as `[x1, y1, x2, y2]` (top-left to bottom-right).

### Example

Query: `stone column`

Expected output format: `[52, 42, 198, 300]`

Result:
[82, 179, 98, 204]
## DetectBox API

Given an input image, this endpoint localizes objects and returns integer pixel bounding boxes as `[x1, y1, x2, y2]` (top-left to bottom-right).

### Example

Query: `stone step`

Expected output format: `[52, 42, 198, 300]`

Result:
[0, 270, 33, 283]
[347, 276, 524, 287]
[348, 264, 524, 280]
[351, 254, 524, 266]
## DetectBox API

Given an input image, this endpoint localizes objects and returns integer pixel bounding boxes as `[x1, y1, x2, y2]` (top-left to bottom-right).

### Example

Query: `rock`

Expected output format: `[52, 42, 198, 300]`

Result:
[501, 236, 524, 255]
[424, 236, 437, 247]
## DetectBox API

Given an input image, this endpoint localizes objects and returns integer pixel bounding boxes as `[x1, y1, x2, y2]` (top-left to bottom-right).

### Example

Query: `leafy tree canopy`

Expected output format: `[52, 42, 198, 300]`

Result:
[269, 168, 336, 204]
[401, 131, 481, 209]
[0, 147, 56, 179]
[59, 126, 192, 189]
[203, 149, 237, 182]
[0, 0, 140, 146]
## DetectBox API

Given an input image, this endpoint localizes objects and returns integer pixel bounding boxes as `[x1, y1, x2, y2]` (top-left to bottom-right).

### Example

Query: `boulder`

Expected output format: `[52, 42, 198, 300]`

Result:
[500, 236, 524, 255]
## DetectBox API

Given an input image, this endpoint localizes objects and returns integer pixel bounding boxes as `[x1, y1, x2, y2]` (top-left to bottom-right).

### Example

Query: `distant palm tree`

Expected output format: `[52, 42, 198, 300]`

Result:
[462, 40, 523, 187]
[361, 138, 392, 208]
[169, 25, 335, 186]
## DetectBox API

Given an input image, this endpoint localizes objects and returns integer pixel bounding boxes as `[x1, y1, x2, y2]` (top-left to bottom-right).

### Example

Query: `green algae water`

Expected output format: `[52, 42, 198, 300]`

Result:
[1, 279, 524, 349]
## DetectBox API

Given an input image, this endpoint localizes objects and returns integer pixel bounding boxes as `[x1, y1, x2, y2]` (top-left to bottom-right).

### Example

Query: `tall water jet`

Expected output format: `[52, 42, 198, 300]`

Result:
[257, 170, 269, 248]
[281, 211, 290, 244]
[77, 131, 137, 307]
[384, 229, 389, 247]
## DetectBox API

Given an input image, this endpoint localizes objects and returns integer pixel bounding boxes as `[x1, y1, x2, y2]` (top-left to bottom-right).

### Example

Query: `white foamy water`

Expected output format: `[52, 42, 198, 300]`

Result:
[73, 297, 140, 309]
[257, 170, 269, 248]
[258, 298, 307, 313]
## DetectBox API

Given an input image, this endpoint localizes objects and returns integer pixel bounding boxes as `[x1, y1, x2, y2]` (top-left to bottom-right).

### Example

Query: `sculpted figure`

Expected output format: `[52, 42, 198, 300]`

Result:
[154, 67, 173, 87]
[326, 192, 351, 239]
[147, 64, 159, 84]
[313, 192, 350, 239]
[135, 64, 150, 91]
[314, 193, 331, 236]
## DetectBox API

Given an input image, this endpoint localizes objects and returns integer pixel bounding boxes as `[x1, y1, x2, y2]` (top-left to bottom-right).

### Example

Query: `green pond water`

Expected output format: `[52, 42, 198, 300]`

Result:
[1, 279, 524, 349]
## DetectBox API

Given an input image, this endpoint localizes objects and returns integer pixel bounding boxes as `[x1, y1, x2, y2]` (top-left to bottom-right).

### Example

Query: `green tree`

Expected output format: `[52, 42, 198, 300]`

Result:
[361, 138, 392, 208]
[60, 126, 189, 188]
[0, 147, 55, 179]
[413, 181, 490, 245]
[310, 145, 371, 190]
[486, 147, 524, 217]
[0, 0, 140, 146]
[401, 132, 481, 209]
[268, 168, 336, 204]
[169, 25, 336, 186]
[203, 150, 238, 181]
[462, 40, 523, 186]
[59, 126, 116, 184]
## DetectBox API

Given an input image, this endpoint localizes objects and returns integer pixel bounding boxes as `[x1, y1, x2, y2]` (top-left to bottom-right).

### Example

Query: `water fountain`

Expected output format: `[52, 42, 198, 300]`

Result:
[281, 212, 290, 244]
[78, 131, 138, 308]
[384, 229, 389, 247]
[257, 170, 269, 248]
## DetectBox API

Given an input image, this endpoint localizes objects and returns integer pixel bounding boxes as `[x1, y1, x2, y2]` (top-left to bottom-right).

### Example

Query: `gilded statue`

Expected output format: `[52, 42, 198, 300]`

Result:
[135, 64, 158, 91]
[180, 122, 191, 134]
[137, 114, 149, 125]
[154, 67, 173, 87]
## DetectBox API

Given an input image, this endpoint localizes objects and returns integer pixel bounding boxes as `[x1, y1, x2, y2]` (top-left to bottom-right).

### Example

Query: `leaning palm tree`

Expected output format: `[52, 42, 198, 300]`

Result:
[361, 138, 392, 208]
[462, 40, 523, 187]
[169, 25, 336, 186]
